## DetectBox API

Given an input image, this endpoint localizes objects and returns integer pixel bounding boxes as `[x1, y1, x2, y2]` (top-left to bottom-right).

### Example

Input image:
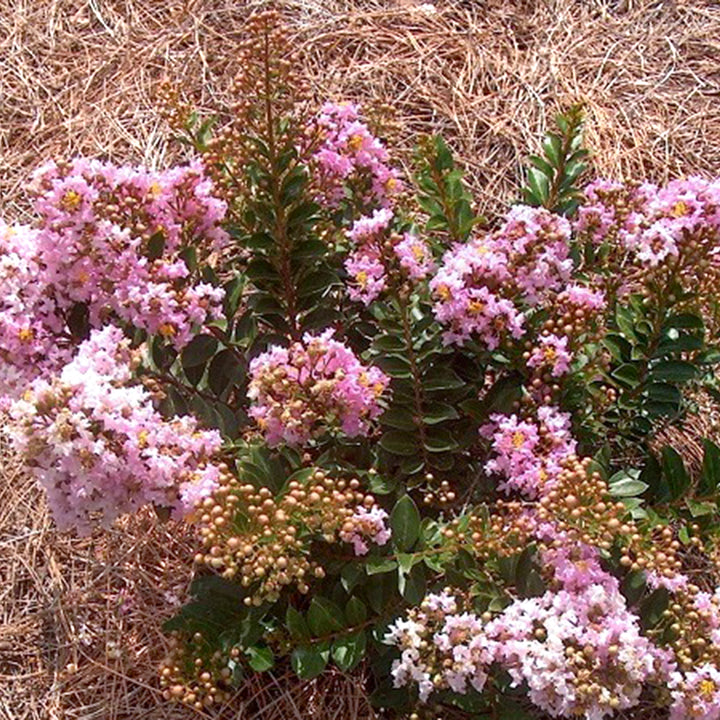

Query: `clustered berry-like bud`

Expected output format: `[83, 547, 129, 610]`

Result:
[186, 9, 312, 207]
[194, 468, 389, 604]
[159, 632, 237, 711]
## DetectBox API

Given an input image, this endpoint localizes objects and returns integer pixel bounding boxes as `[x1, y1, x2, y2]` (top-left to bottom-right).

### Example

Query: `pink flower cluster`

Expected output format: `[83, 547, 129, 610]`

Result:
[527, 333, 573, 377]
[480, 406, 576, 497]
[0, 158, 228, 397]
[339, 505, 392, 555]
[247, 330, 390, 445]
[430, 205, 572, 347]
[576, 176, 720, 269]
[670, 664, 720, 720]
[308, 102, 403, 209]
[8, 327, 222, 534]
[344, 209, 393, 305]
[486, 581, 669, 719]
[343, 208, 434, 305]
[387, 558, 672, 719]
[385, 590, 495, 702]
[394, 233, 435, 280]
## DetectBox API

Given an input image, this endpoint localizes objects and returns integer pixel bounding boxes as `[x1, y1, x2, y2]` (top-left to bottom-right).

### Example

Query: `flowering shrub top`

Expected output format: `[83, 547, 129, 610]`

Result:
[5, 11, 720, 720]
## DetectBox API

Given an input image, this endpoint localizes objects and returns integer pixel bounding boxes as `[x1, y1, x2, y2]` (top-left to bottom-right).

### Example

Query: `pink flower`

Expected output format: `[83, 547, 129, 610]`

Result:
[247, 330, 390, 445]
[339, 505, 391, 555]
[527, 334, 573, 377]
[394, 233, 435, 280]
[8, 327, 222, 534]
[344, 250, 387, 305]
[307, 103, 403, 209]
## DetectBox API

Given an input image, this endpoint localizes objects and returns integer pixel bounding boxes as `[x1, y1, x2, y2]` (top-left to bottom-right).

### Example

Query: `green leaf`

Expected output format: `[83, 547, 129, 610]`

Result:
[608, 470, 648, 498]
[345, 597, 368, 625]
[422, 366, 464, 391]
[646, 383, 682, 404]
[526, 167, 550, 204]
[379, 407, 417, 432]
[650, 360, 698, 383]
[181, 334, 219, 368]
[307, 597, 345, 636]
[390, 495, 421, 551]
[246, 645, 274, 672]
[379, 430, 418, 456]
[611, 363, 640, 388]
[661, 446, 690, 501]
[291, 643, 329, 679]
[375, 355, 413, 379]
[286, 606, 311, 642]
[700, 439, 720, 494]
[332, 630, 366, 672]
[399, 562, 427, 604]
[685, 498, 716, 518]
[665, 313, 704, 330]
[423, 404, 460, 425]
[373, 335, 407, 353]
[640, 587, 669, 630]
[365, 557, 398, 576]
[497, 698, 535, 720]
[423, 427, 458, 453]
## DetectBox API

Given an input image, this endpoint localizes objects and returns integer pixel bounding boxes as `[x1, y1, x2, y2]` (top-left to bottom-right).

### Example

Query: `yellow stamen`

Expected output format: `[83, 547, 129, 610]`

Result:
[60, 189, 82, 211]
[411, 245, 425, 261]
[149, 182, 162, 198]
[512, 431, 525, 449]
[18, 327, 34, 342]
[356, 270, 368, 288]
[138, 430, 149, 448]
[700, 680, 716, 698]
[436, 284, 451, 301]
[159, 323, 176, 337]
[468, 300, 485, 315]
[348, 135, 364, 152]
[385, 177, 398, 191]
[671, 201, 689, 217]
[543, 346, 557, 362]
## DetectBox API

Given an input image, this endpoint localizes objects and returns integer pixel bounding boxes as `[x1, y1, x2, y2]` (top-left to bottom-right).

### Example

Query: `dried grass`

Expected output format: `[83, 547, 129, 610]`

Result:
[1, 0, 720, 718]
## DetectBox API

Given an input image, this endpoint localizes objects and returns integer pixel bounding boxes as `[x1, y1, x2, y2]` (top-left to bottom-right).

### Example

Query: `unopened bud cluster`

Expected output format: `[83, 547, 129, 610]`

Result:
[159, 632, 236, 711]
[195, 468, 389, 603]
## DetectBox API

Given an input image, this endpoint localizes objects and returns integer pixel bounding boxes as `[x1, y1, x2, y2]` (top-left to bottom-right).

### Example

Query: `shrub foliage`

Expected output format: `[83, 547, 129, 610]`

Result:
[4, 10, 720, 720]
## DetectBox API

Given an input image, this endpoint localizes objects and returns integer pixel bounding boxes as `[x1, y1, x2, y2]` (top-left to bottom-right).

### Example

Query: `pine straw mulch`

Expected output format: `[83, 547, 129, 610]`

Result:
[1, 0, 720, 718]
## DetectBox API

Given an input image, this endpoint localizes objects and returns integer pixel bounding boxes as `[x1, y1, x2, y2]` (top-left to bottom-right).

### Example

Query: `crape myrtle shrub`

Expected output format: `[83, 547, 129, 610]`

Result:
[4, 10, 720, 720]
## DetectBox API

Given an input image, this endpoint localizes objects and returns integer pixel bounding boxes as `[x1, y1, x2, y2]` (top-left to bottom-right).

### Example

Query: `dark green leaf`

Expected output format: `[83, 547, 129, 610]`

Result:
[307, 597, 345, 636]
[661, 446, 690, 501]
[286, 607, 311, 642]
[379, 431, 418, 456]
[700, 439, 720, 494]
[332, 630, 366, 672]
[650, 360, 697, 383]
[390, 495, 421, 551]
[345, 597, 367, 626]
[291, 643, 329, 679]
[181, 335, 219, 368]
[246, 646, 274, 672]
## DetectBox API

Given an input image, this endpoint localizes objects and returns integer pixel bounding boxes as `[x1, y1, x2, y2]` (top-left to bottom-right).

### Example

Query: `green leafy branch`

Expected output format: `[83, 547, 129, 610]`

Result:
[522, 105, 589, 216]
